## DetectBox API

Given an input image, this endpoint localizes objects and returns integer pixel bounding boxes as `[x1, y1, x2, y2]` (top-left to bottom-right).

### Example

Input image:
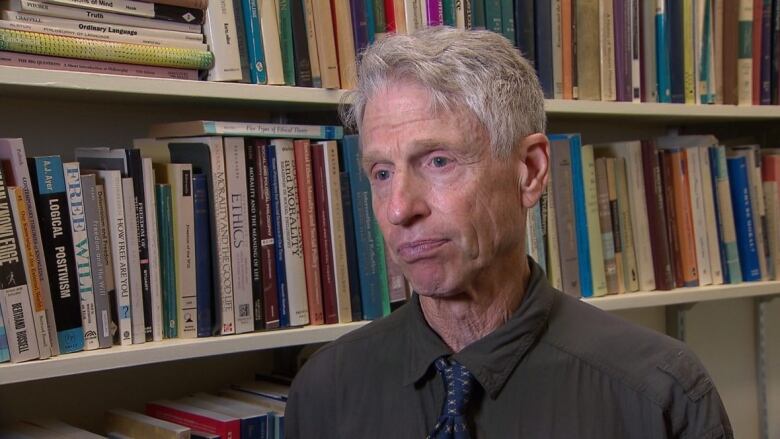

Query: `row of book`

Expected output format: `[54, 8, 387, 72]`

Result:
[528, 133, 778, 299]
[0, 377, 291, 438]
[0, 0, 215, 79]
[0, 120, 410, 364]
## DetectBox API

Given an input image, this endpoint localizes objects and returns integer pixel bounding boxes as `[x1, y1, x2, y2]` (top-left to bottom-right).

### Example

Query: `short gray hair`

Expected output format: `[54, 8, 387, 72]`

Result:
[341, 27, 546, 157]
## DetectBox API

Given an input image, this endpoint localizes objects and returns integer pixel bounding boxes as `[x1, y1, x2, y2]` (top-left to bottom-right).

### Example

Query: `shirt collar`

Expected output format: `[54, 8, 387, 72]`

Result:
[401, 258, 556, 399]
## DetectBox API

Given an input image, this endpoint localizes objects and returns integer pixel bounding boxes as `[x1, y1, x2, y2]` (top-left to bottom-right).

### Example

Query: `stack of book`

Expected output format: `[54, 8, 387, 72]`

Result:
[0, 0, 212, 79]
[530, 133, 780, 298]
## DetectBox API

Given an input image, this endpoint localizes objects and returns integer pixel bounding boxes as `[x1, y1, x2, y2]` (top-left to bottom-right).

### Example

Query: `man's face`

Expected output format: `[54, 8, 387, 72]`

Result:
[360, 81, 527, 298]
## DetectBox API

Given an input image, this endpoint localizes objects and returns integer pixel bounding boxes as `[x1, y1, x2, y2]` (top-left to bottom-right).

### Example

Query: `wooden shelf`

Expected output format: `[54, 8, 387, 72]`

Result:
[585, 281, 780, 310]
[4, 67, 780, 120]
[1, 282, 778, 386]
[0, 322, 368, 386]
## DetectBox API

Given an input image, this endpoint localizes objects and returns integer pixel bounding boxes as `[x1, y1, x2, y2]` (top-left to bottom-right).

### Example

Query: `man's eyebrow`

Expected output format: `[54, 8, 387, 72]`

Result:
[360, 139, 459, 170]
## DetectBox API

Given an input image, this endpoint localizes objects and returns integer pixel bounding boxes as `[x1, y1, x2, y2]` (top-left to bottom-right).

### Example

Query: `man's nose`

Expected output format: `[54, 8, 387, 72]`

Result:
[386, 169, 430, 227]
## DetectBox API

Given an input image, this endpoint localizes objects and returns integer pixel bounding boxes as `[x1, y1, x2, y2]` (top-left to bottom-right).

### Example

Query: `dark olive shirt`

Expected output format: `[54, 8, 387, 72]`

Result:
[286, 260, 733, 438]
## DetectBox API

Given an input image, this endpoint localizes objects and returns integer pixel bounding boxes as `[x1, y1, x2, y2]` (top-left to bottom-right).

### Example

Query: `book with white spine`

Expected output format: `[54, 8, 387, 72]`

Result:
[699, 145, 724, 284]
[223, 137, 254, 334]
[0, 0, 202, 33]
[1, 10, 205, 41]
[96, 170, 132, 346]
[203, 0, 242, 81]
[122, 177, 146, 344]
[0, 169, 39, 363]
[0, 138, 55, 357]
[258, 0, 284, 84]
[142, 158, 163, 342]
[43, 0, 204, 23]
[62, 162, 100, 350]
[95, 183, 117, 343]
[0, 18, 207, 49]
[270, 139, 309, 326]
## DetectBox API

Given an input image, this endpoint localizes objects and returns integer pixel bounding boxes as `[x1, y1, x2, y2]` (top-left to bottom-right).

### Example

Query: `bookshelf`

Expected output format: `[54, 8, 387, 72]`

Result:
[0, 69, 778, 437]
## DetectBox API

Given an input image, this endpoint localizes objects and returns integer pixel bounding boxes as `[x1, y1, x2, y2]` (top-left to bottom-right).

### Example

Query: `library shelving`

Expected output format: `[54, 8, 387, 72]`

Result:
[0, 69, 778, 437]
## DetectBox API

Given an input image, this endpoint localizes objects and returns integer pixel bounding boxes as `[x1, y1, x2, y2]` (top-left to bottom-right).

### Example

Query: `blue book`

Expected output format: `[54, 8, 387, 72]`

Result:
[550, 134, 593, 297]
[655, 1, 671, 102]
[708, 147, 729, 282]
[666, 0, 685, 103]
[28, 156, 84, 353]
[342, 135, 387, 320]
[339, 171, 364, 322]
[156, 184, 177, 339]
[727, 156, 761, 281]
[241, 0, 268, 84]
[0, 304, 9, 362]
[266, 144, 290, 327]
[193, 174, 214, 337]
[363, 0, 376, 43]
[350, 0, 370, 52]
[533, 0, 554, 98]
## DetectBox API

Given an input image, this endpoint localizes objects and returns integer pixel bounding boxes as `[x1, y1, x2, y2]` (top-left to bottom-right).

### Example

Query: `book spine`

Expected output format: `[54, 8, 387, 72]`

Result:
[683, 0, 696, 103]
[203, 0, 243, 80]
[0, 311, 8, 361]
[16, 0, 202, 32]
[289, 0, 313, 87]
[551, 0, 563, 99]
[278, 0, 296, 85]
[240, 0, 268, 84]
[311, 145, 338, 324]
[738, 0, 753, 104]
[641, 0, 658, 102]
[387, 0, 399, 30]
[535, 0, 554, 98]
[121, 178, 145, 344]
[374, 0, 387, 33]
[63, 164, 99, 350]
[293, 140, 324, 325]
[516, 0, 535, 64]
[711, 146, 741, 283]
[322, 141, 353, 322]
[760, 0, 772, 102]
[145, 402, 240, 438]
[0, 139, 55, 357]
[313, 0, 341, 89]
[43, 0, 205, 23]
[266, 144, 289, 327]
[259, 0, 285, 85]
[728, 156, 761, 280]
[94, 184, 119, 343]
[669, 150, 699, 286]
[192, 174, 214, 337]
[699, 146, 723, 284]
[331, 0, 356, 89]
[402, 0, 418, 33]
[141, 158, 163, 342]
[255, 140, 280, 329]
[300, 0, 321, 87]
[612, 0, 627, 101]
[560, 0, 572, 99]
[641, 141, 674, 289]
[660, 151, 682, 287]
[364, 0, 376, 41]
[224, 137, 254, 334]
[167, 167, 196, 338]
[582, 144, 608, 296]
[655, 0, 671, 102]
[0, 167, 39, 362]
[30, 156, 84, 353]
[614, 158, 639, 291]
[339, 171, 361, 322]
[372, 221, 390, 315]
[244, 141, 264, 331]
[0, 19, 207, 50]
[0, 28, 213, 69]
[575, 0, 599, 100]
[235, 0, 254, 86]
[606, 158, 627, 292]
[630, 0, 641, 101]
[565, 134, 593, 297]
[0, 50, 198, 80]
[483, 0, 499, 31]
[272, 139, 309, 327]
[686, 148, 712, 285]
[549, 137, 581, 297]
[156, 184, 178, 338]
[595, 158, 618, 293]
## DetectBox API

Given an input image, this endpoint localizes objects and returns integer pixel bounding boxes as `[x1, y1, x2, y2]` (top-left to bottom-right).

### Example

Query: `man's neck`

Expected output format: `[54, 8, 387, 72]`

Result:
[419, 256, 531, 352]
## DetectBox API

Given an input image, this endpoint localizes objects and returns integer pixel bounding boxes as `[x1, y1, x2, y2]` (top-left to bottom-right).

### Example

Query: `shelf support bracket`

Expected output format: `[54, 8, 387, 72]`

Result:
[755, 295, 776, 439]
[666, 303, 696, 342]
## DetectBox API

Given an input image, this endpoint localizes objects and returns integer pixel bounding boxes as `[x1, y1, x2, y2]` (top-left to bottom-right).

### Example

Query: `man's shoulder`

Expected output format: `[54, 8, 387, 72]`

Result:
[543, 291, 717, 409]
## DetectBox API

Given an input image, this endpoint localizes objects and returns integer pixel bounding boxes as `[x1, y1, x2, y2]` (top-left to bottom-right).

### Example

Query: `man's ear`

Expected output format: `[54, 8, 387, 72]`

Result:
[516, 133, 550, 208]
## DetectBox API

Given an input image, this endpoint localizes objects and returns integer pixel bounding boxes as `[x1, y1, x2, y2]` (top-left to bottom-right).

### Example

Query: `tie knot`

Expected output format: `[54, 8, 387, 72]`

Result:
[434, 357, 476, 416]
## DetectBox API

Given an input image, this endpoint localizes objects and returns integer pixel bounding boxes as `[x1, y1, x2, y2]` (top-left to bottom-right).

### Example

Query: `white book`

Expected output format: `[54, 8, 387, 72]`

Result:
[404, 0, 421, 32]
[317, 141, 352, 323]
[599, 0, 616, 101]
[62, 162, 100, 350]
[593, 141, 656, 292]
[96, 170, 132, 346]
[0, 19, 208, 50]
[551, 0, 563, 99]
[271, 139, 309, 326]
[630, 0, 641, 102]
[259, 0, 284, 85]
[454, 0, 465, 29]
[223, 137, 254, 334]
[737, 0, 752, 106]
[142, 158, 163, 342]
[1, 10, 205, 41]
[165, 164, 197, 338]
[545, 186, 563, 290]
[0, 0, 202, 33]
[95, 184, 117, 344]
[419, 0, 427, 26]
[613, 158, 639, 292]
[683, 147, 712, 286]
[698, 146, 723, 284]
[641, 0, 657, 102]
[203, 0, 242, 81]
[0, 181, 39, 363]
[0, 138, 55, 357]
[122, 177, 145, 344]
[45, 0, 157, 18]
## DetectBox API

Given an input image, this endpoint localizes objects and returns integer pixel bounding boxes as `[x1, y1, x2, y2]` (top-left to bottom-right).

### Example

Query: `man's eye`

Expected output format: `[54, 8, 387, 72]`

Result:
[431, 156, 451, 168]
[374, 169, 391, 181]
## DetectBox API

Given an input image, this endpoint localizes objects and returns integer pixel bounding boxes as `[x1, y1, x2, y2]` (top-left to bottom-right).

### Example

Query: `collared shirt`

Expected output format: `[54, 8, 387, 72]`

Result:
[285, 260, 733, 438]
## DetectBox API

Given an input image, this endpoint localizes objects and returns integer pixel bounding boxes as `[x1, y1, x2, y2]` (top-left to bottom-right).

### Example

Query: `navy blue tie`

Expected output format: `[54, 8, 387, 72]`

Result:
[427, 357, 477, 439]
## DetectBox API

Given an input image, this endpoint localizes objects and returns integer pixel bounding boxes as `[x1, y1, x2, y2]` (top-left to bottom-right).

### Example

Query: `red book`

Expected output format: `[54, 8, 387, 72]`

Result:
[384, 0, 396, 32]
[311, 144, 339, 324]
[293, 140, 325, 325]
[253, 138, 280, 330]
[146, 400, 240, 439]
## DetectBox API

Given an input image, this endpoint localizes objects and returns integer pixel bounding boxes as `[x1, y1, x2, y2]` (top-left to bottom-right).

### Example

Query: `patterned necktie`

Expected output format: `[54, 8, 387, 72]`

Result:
[426, 357, 477, 439]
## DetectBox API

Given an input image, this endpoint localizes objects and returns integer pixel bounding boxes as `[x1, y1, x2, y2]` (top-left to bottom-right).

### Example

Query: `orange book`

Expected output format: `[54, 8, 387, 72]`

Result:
[293, 140, 325, 325]
[330, 0, 356, 89]
[669, 149, 699, 287]
[561, 0, 573, 99]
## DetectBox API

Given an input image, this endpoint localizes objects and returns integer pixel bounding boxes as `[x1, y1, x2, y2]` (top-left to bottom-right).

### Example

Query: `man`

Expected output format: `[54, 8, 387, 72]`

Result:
[286, 28, 732, 438]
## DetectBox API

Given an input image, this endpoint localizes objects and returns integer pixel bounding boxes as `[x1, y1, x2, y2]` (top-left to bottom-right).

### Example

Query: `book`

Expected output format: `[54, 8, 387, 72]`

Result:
[0, 28, 213, 69]
[156, 183, 177, 338]
[149, 121, 343, 140]
[0, 166, 39, 362]
[266, 143, 289, 327]
[549, 136, 580, 297]
[29, 155, 84, 353]
[710, 145, 741, 284]
[95, 182, 121, 343]
[258, 0, 284, 85]
[106, 409, 191, 439]
[338, 170, 361, 322]
[192, 174, 213, 337]
[239, 0, 268, 84]
[142, 158, 164, 342]
[613, 158, 639, 291]
[595, 157, 619, 294]
[146, 400, 241, 439]
[311, 144, 339, 324]
[582, 143, 608, 296]
[330, 0, 356, 89]
[727, 155, 761, 281]
[300, 0, 321, 87]
[0, 138, 56, 357]
[729, 145, 769, 280]
[277, 0, 295, 85]
[43, 0, 205, 24]
[121, 177, 146, 344]
[312, 0, 340, 89]
[243, 141, 263, 331]
[203, 0, 242, 81]
[253, 139, 280, 330]
[641, 140, 674, 290]
[180, 394, 269, 439]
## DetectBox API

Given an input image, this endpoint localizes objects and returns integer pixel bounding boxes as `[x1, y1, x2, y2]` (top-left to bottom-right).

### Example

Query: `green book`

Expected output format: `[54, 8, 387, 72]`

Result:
[156, 183, 177, 339]
[373, 0, 386, 35]
[443, 0, 456, 26]
[484, 0, 502, 33]
[472, 0, 486, 28]
[372, 220, 391, 317]
[500, 0, 515, 42]
[277, 0, 296, 85]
